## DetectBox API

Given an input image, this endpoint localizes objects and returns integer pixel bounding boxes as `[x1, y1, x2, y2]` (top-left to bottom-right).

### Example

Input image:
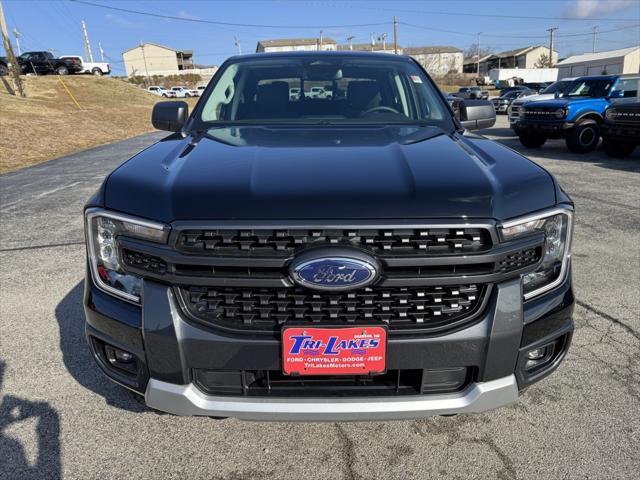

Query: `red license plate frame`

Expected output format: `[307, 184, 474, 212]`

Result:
[281, 326, 387, 376]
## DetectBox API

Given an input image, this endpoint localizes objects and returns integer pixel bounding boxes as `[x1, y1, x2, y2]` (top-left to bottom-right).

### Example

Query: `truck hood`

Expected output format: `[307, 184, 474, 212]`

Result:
[525, 97, 607, 109]
[512, 93, 555, 106]
[104, 126, 557, 222]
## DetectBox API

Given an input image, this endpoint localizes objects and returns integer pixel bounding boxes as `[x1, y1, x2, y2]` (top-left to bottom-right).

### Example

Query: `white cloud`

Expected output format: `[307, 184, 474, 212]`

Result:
[563, 0, 638, 19]
[177, 10, 199, 20]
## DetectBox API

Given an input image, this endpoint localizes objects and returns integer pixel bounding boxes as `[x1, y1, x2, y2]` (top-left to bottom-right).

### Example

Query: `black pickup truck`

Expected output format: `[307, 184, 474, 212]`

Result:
[84, 52, 574, 421]
[0, 51, 81, 75]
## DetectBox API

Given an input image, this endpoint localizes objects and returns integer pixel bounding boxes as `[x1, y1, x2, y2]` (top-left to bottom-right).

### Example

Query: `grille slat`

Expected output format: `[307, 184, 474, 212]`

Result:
[176, 227, 492, 257]
[179, 284, 486, 334]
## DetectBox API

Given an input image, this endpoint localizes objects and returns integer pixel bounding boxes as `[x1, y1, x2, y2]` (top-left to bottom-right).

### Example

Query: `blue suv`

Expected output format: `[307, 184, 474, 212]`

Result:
[515, 74, 640, 153]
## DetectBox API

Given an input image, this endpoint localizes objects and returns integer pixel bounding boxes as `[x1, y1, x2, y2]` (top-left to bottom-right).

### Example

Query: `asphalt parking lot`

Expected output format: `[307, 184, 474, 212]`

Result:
[1, 116, 638, 480]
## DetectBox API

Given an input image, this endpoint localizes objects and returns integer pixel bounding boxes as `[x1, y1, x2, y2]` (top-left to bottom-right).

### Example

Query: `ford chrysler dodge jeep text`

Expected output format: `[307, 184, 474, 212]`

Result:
[84, 52, 574, 421]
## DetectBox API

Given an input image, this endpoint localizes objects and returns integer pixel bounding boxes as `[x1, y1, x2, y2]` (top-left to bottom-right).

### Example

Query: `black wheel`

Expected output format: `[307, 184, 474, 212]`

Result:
[566, 119, 600, 153]
[602, 137, 635, 158]
[162, 93, 168, 97]
[518, 132, 547, 148]
[92, 68, 103, 76]
[0, 64, 7, 75]
[185, 93, 191, 97]
[56, 65, 69, 75]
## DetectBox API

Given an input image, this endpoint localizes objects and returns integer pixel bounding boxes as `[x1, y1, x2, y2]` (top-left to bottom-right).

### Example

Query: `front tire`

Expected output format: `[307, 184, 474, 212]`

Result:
[0, 64, 7, 75]
[566, 119, 600, 153]
[56, 65, 69, 75]
[602, 138, 635, 158]
[92, 68, 103, 76]
[518, 132, 547, 148]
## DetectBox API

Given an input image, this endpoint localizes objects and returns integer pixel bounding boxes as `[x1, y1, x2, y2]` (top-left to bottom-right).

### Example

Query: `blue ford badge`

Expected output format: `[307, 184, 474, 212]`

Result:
[290, 249, 379, 291]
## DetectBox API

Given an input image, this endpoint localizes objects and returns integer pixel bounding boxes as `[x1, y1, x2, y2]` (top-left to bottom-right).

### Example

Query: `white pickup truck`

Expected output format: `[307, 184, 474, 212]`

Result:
[170, 86, 198, 98]
[60, 56, 110, 76]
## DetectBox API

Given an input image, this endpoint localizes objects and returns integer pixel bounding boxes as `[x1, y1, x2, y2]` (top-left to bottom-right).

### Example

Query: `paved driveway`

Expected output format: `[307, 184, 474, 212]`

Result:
[1, 119, 638, 479]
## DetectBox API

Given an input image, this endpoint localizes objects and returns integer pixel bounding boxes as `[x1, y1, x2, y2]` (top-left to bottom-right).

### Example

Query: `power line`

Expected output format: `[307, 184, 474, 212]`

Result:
[325, 2, 640, 22]
[69, 0, 392, 29]
[399, 21, 639, 40]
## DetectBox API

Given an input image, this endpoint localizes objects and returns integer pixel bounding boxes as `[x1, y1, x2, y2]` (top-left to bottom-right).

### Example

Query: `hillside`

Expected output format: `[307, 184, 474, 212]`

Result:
[0, 76, 193, 173]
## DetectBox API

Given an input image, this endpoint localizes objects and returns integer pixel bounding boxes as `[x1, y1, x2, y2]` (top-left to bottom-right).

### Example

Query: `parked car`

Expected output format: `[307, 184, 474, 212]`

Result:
[147, 86, 176, 98]
[83, 51, 573, 421]
[515, 74, 640, 153]
[307, 86, 333, 99]
[170, 86, 197, 98]
[522, 82, 550, 93]
[601, 100, 640, 158]
[289, 87, 301, 100]
[195, 85, 206, 97]
[452, 86, 489, 100]
[508, 78, 578, 126]
[499, 85, 532, 97]
[0, 51, 82, 75]
[491, 89, 536, 114]
[60, 55, 111, 76]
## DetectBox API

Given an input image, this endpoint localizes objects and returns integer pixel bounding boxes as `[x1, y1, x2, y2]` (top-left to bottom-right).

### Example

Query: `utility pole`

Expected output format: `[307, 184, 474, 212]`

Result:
[81, 20, 94, 63]
[234, 36, 242, 54]
[370, 32, 376, 51]
[393, 16, 398, 54]
[0, 1, 24, 96]
[346, 35, 354, 51]
[547, 27, 557, 67]
[318, 30, 323, 51]
[12, 26, 19, 54]
[98, 41, 105, 62]
[476, 32, 481, 75]
[140, 41, 150, 87]
[592, 26, 598, 53]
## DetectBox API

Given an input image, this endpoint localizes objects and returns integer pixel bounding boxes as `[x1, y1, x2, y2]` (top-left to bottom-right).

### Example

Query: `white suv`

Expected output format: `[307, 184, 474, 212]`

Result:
[147, 86, 176, 98]
[170, 86, 197, 98]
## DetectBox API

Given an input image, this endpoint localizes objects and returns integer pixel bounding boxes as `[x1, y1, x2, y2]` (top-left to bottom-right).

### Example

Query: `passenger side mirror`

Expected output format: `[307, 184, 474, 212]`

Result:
[152, 101, 189, 132]
[459, 99, 496, 130]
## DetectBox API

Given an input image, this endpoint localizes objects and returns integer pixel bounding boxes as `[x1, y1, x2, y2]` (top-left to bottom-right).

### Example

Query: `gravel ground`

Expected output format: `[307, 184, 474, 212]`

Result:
[0, 117, 638, 480]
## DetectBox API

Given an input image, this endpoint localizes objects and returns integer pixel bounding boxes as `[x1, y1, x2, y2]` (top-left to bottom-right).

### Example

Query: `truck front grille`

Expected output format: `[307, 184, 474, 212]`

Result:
[177, 284, 487, 334]
[176, 227, 492, 257]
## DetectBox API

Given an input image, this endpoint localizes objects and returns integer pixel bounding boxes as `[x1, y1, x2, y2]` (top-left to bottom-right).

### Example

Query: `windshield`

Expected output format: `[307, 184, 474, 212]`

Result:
[565, 78, 615, 98]
[541, 80, 571, 94]
[196, 55, 453, 128]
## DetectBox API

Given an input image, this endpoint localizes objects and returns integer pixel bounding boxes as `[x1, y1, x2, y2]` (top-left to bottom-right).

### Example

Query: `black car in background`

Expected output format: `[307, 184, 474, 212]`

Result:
[0, 51, 82, 75]
[492, 89, 536, 114]
[83, 51, 574, 420]
[601, 101, 640, 158]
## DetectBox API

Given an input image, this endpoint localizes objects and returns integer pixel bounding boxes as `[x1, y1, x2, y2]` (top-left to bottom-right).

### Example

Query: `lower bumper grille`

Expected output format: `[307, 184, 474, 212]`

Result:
[193, 367, 472, 397]
[177, 284, 488, 334]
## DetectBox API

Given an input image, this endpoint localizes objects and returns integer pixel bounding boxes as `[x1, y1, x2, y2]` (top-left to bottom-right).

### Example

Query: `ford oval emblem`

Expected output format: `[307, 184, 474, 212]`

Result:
[289, 249, 379, 291]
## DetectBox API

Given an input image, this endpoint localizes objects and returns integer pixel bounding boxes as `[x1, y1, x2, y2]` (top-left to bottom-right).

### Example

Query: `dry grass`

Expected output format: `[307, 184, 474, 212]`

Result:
[0, 76, 197, 173]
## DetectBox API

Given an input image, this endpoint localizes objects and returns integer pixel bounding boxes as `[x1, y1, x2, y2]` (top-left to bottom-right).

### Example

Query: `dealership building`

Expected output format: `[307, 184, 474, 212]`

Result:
[556, 46, 640, 77]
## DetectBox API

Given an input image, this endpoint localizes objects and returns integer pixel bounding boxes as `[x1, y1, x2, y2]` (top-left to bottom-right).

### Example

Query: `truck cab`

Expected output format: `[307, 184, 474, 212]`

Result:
[515, 74, 640, 153]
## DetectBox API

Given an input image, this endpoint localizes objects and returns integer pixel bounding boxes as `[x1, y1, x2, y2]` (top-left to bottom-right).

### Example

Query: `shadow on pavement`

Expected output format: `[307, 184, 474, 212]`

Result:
[0, 360, 61, 480]
[55, 281, 147, 413]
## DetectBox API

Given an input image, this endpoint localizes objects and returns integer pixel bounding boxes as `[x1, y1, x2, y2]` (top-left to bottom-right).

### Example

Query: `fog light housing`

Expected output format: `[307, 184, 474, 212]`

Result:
[526, 348, 546, 360]
[105, 345, 137, 374]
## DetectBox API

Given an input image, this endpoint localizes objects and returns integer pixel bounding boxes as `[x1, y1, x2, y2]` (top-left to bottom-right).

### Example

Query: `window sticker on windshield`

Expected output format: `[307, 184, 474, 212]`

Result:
[410, 75, 423, 83]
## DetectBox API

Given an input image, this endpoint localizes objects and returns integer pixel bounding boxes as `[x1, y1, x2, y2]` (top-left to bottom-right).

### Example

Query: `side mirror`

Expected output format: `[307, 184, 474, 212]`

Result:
[152, 101, 189, 132]
[459, 99, 496, 130]
[608, 90, 623, 99]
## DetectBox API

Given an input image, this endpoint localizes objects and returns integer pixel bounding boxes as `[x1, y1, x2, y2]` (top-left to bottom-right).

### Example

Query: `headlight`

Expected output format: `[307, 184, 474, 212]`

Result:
[605, 108, 617, 121]
[85, 209, 169, 303]
[554, 108, 567, 119]
[500, 208, 573, 299]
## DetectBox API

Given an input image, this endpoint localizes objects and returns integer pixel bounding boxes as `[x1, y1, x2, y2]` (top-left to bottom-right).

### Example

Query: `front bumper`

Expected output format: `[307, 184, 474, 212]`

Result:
[514, 120, 573, 138]
[601, 123, 640, 144]
[84, 264, 574, 420]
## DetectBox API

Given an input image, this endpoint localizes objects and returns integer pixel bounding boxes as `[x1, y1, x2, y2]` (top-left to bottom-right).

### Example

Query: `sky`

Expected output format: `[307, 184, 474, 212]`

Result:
[2, 0, 639, 75]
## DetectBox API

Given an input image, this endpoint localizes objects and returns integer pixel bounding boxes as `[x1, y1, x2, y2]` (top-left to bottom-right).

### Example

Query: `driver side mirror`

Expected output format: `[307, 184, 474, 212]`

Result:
[152, 101, 189, 132]
[459, 99, 496, 130]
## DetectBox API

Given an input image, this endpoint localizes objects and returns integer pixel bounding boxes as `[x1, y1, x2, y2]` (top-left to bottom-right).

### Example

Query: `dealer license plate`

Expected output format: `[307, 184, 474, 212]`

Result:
[282, 326, 387, 376]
